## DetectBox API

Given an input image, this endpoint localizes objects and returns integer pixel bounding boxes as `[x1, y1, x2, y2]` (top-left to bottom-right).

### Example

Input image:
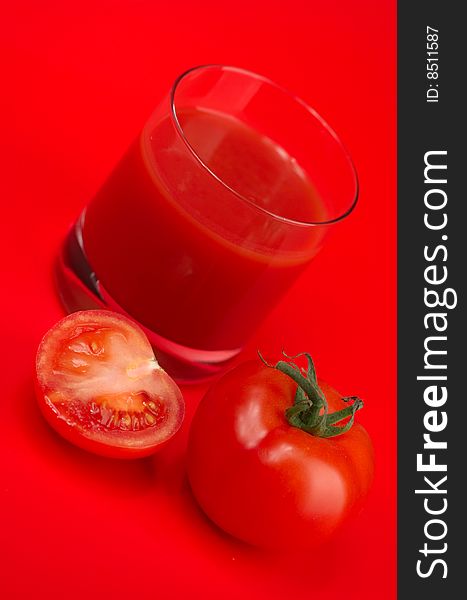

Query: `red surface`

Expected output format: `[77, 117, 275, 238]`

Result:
[1, 1, 396, 599]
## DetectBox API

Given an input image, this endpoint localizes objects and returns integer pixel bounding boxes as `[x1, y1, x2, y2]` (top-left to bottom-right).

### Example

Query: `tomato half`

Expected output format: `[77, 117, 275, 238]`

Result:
[35, 310, 184, 458]
[187, 354, 374, 549]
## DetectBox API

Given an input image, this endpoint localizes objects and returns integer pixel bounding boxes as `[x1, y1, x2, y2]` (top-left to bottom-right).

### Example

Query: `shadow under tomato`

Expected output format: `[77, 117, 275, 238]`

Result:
[145, 453, 260, 557]
[17, 378, 160, 498]
[147, 451, 345, 581]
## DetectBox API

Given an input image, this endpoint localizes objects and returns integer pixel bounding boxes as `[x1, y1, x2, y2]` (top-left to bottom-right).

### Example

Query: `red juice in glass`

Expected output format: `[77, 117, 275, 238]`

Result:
[58, 66, 358, 381]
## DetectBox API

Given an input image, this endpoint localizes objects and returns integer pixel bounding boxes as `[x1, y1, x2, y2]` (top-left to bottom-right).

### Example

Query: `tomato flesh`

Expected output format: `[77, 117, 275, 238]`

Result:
[35, 310, 184, 458]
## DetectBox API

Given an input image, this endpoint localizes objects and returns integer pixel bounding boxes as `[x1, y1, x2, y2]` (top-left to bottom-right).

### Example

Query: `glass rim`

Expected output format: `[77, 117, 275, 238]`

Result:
[169, 64, 359, 228]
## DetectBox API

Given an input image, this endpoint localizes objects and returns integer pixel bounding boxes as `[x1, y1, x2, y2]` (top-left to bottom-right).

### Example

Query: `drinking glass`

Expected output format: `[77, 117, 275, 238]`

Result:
[57, 65, 358, 382]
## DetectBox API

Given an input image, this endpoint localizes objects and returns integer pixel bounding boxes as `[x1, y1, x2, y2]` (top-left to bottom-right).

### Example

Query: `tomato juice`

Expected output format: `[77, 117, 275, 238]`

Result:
[79, 107, 325, 355]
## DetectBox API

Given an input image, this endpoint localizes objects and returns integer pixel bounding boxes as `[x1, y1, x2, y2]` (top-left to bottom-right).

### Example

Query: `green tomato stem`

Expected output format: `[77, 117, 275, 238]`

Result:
[258, 351, 363, 439]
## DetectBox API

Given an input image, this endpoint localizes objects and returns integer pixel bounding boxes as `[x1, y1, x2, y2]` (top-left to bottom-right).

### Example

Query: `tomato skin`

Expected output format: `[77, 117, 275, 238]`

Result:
[187, 361, 374, 549]
[35, 310, 185, 459]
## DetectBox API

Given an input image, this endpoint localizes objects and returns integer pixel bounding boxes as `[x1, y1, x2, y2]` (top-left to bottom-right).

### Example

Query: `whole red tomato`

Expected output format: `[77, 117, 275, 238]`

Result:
[187, 353, 374, 549]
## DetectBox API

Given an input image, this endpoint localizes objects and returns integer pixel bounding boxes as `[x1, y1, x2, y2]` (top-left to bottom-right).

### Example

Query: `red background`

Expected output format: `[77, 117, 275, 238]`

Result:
[1, 1, 396, 598]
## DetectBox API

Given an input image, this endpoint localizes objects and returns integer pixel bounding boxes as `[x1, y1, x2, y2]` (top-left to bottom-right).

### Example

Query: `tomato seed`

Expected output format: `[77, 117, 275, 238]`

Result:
[146, 400, 160, 415]
[120, 413, 131, 429]
[145, 413, 156, 426]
